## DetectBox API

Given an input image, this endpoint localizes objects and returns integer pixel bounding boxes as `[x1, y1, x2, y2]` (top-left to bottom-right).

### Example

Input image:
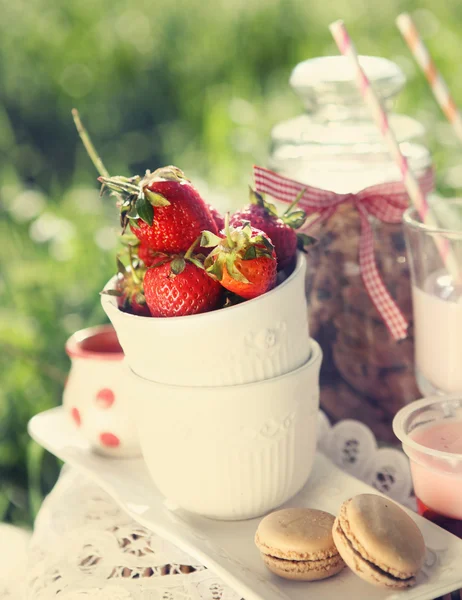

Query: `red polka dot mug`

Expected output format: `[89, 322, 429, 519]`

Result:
[63, 324, 141, 458]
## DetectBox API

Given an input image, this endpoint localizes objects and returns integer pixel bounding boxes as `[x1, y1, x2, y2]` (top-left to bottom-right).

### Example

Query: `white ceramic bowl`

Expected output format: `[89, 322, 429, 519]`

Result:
[101, 252, 310, 387]
[63, 325, 141, 458]
[131, 340, 322, 520]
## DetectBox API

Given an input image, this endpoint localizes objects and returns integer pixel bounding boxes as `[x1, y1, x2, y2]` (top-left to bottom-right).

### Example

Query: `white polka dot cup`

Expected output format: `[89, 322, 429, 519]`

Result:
[63, 325, 141, 458]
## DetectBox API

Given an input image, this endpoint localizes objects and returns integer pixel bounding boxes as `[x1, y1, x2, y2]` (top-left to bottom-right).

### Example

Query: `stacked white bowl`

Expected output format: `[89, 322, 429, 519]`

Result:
[102, 252, 322, 520]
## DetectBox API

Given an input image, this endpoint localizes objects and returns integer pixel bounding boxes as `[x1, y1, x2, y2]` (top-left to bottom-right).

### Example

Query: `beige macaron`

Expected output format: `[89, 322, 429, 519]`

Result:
[333, 494, 426, 589]
[255, 508, 345, 581]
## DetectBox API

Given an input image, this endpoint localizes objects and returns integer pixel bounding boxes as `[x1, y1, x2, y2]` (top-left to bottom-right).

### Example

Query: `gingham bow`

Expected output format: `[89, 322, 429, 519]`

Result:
[253, 165, 435, 340]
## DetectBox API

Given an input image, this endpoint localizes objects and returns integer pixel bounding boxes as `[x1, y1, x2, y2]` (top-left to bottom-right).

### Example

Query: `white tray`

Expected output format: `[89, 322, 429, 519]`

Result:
[29, 407, 462, 600]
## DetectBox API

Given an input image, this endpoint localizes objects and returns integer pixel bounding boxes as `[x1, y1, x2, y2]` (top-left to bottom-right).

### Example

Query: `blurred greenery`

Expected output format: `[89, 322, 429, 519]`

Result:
[2, 0, 462, 527]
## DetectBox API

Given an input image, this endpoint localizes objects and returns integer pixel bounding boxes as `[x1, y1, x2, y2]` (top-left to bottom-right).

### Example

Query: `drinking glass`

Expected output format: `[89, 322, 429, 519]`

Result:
[403, 199, 462, 396]
[393, 396, 462, 538]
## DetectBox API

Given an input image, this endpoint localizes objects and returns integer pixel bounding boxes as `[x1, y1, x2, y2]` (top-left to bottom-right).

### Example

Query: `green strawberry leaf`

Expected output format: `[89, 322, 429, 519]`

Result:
[204, 247, 220, 270]
[206, 256, 225, 280]
[136, 195, 154, 226]
[241, 222, 253, 238]
[283, 210, 307, 229]
[144, 189, 171, 207]
[116, 257, 126, 274]
[126, 203, 140, 223]
[249, 186, 280, 216]
[152, 166, 189, 183]
[120, 200, 133, 217]
[297, 233, 317, 251]
[264, 200, 279, 217]
[170, 257, 186, 275]
[200, 231, 223, 248]
[282, 187, 307, 217]
[188, 257, 205, 270]
[253, 234, 274, 253]
[255, 247, 274, 259]
[128, 218, 140, 229]
[243, 245, 257, 260]
[101, 289, 123, 297]
[226, 254, 250, 283]
[248, 187, 264, 206]
[99, 176, 140, 195]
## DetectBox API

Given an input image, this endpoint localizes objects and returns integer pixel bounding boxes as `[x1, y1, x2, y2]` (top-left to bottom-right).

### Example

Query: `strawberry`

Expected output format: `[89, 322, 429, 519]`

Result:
[103, 254, 151, 317]
[230, 188, 314, 271]
[72, 113, 217, 254]
[100, 166, 218, 253]
[207, 204, 225, 231]
[143, 242, 222, 317]
[201, 218, 277, 300]
[138, 242, 161, 267]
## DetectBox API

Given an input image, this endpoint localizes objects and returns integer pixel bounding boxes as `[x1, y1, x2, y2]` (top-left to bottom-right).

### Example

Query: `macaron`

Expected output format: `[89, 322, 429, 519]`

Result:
[333, 494, 426, 589]
[255, 508, 345, 581]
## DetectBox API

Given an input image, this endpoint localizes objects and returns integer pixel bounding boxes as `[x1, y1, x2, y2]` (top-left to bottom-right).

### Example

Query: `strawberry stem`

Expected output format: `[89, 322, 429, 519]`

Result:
[282, 188, 306, 217]
[72, 109, 110, 179]
[184, 236, 200, 260]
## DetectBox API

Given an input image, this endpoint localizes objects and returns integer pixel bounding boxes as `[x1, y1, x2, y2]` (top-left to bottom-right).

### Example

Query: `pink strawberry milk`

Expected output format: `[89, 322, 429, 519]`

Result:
[394, 397, 462, 538]
[411, 419, 462, 521]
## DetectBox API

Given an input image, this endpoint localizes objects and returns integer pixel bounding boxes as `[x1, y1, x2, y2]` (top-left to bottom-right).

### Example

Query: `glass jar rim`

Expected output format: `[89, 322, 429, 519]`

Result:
[403, 199, 462, 237]
[393, 395, 462, 462]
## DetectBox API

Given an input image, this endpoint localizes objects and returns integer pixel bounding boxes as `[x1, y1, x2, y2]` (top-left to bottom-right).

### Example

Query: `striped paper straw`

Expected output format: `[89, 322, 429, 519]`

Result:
[397, 13, 462, 144]
[329, 19, 459, 282]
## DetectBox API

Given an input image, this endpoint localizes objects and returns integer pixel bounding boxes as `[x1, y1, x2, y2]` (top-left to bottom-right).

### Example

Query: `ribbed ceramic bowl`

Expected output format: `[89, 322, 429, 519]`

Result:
[101, 252, 310, 387]
[131, 340, 322, 520]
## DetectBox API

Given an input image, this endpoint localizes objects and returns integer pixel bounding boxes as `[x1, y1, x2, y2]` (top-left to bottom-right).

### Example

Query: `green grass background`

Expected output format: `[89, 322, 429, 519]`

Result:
[1, 0, 462, 526]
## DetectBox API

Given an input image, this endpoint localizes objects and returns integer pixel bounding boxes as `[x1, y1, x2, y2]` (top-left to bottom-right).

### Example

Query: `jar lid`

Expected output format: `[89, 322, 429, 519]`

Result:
[290, 56, 406, 110]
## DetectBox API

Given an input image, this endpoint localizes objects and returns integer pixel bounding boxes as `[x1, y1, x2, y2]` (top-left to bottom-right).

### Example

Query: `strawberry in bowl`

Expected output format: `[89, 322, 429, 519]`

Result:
[100, 166, 218, 254]
[73, 111, 311, 387]
[103, 253, 151, 317]
[230, 188, 314, 272]
[143, 241, 222, 317]
[201, 218, 277, 300]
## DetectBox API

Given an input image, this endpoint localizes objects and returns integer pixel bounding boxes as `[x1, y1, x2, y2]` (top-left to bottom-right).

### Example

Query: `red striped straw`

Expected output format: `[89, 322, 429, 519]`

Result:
[397, 13, 462, 144]
[329, 19, 459, 281]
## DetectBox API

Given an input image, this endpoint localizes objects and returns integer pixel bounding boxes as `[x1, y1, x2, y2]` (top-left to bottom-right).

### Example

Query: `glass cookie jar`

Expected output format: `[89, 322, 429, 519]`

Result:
[269, 56, 433, 443]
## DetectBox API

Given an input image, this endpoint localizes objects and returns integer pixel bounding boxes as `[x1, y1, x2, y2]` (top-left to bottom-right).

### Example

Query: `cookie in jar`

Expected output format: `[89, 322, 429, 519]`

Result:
[266, 55, 434, 442]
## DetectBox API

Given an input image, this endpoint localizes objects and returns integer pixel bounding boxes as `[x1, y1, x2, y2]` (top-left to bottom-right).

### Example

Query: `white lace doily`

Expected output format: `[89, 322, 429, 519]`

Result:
[14, 413, 416, 598]
[317, 412, 415, 510]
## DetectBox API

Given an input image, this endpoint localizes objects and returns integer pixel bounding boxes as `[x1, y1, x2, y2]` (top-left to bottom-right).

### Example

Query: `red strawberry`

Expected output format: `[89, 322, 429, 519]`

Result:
[230, 188, 314, 271]
[103, 256, 151, 317]
[72, 114, 217, 254]
[201, 218, 277, 300]
[143, 243, 222, 317]
[100, 166, 218, 253]
[207, 204, 225, 231]
[138, 242, 161, 267]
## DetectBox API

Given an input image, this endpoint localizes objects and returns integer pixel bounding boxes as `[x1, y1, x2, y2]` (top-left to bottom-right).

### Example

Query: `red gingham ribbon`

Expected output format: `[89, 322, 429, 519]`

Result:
[253, 165, 435, 340]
